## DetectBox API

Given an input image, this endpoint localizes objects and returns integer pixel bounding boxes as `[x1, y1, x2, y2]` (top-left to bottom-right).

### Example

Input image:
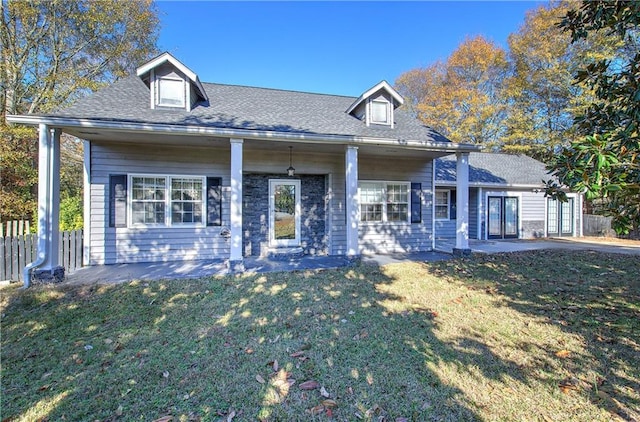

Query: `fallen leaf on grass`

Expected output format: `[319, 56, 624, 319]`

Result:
[116, 405, 123, 416]
[256, 375, 266, 384]
[396, 418, 409, 422]
[320, 386, 330, 398]
[555, 350, 571, 358]
[307, 405, 325, 415]
[290, 351, 305, 358]
[322, 399, 337, 408]
[152, 416, 173, 422]
[299, 380, 319, 390]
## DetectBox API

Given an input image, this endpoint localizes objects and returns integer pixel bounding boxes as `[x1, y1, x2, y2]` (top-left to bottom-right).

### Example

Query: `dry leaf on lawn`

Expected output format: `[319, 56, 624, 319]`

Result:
[256, 374, 266, 384]
[322, 399, 337, 408]
[152, 416, 173, 422]
[320, 386, 330, 398]
[555, 350, 571, 358]
[308, 405, 325, 415]
[299, 380, 319, 390]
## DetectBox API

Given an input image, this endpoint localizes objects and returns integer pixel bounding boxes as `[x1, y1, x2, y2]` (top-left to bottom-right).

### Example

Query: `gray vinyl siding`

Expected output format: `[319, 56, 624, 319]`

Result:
[520, 190, 546, 238]
[358, 158, 433, 254]
[89, 142, 230, 264]
[89, 143, 437, 264]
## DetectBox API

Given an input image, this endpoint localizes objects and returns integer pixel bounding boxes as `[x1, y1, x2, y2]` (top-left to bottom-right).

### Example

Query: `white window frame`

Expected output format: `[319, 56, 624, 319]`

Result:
[128, 174, 206, 228]
[369, 99, 390, 125]
[358, 181, 410, 223]
[157, 77, 186, 108]
[435, 189, 450, 221]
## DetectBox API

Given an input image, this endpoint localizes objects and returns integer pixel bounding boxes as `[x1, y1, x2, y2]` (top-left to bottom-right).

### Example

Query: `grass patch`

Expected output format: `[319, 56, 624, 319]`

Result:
[1, 250, 638, 421]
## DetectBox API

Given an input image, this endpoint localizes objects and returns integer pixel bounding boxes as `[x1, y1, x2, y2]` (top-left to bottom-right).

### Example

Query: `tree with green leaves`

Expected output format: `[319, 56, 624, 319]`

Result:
[546, 1, 640, 235]
[396, 35, 509, 147]
[0, 0, 160, 223]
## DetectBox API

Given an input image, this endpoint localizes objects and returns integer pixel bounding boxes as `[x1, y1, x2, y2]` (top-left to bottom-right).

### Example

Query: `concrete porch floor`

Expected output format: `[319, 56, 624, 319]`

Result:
[65, 251, 453, 285]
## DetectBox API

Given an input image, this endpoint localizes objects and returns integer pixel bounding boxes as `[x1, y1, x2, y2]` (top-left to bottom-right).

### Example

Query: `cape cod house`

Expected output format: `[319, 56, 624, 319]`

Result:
[8, 53, 480, 285]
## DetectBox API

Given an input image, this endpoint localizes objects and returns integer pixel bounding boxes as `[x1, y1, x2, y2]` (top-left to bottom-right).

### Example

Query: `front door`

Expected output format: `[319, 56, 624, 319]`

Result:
[269, 179, 301, 247]
[548, 197, 574, 237]
[488, 196, 519, 239]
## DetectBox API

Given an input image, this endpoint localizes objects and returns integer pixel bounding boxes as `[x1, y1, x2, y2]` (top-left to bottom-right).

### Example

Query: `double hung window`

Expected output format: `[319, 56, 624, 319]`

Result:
[130, 175, 204, 226]
[359, 182, 409, 222]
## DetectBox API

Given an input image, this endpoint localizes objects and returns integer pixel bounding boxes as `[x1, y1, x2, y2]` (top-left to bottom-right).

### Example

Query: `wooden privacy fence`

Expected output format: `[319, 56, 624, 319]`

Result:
[1, 229, 83, 282]
[583, 214, 615, 237]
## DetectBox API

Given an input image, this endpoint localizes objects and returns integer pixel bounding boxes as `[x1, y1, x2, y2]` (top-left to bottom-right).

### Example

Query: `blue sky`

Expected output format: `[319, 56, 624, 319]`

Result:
[156, 1, 546, 97]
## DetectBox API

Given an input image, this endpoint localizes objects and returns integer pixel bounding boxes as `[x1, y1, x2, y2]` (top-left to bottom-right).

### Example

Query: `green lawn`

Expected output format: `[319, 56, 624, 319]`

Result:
[1, 250, 638, 421]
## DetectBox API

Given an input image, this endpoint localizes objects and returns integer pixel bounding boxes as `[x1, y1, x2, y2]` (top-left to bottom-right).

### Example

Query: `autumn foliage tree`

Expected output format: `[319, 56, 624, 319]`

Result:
[396, 35, 509, 147]
[0, 0, 160, 224]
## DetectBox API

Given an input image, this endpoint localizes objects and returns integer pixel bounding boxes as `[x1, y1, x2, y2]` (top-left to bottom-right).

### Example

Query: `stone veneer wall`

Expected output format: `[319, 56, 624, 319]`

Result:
[242, 174, 327, 256]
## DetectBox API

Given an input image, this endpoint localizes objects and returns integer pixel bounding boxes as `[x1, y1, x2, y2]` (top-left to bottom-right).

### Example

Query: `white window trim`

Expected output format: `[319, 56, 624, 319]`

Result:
[435, 189, 451, 221]
[366, 98, 393, 127]
[157, 76, 186, 108]
[358, 181, 410, 223]
[128, 174, 207, 228]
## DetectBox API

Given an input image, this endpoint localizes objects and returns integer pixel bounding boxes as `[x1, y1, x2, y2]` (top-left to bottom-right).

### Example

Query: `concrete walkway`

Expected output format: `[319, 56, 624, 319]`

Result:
[435, 237, 640, 256]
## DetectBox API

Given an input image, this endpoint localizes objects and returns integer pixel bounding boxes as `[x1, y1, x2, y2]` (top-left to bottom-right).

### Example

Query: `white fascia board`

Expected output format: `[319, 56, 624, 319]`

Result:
[346, 80, 404, 114]
[136, 52, 208, 102]
[5, 114, 480, 152]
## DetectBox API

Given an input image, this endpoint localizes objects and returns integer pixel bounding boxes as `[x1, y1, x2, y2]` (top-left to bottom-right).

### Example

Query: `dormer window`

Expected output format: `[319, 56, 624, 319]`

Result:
[346, 80, 404, 129]
[370, 100, 390, 125]
[158, 77, 185, 108]
[137, 52, 208, 112]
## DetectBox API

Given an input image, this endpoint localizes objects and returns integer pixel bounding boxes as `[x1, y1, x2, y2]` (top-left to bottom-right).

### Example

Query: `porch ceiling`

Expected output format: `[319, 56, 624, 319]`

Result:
[64, 126, 455, 159]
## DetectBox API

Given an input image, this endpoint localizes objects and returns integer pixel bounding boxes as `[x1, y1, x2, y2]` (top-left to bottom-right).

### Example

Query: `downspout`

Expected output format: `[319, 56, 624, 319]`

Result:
[22, 124, 51, 288]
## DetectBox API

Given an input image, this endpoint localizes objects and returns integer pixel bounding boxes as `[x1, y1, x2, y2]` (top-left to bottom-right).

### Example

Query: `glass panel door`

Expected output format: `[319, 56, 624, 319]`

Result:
[561, 198, 574, 235]
[547, 198, 559, 235]
[269, 179, 301, 247]
[488, 197, 502, 239]
[504, 197, 519, 238]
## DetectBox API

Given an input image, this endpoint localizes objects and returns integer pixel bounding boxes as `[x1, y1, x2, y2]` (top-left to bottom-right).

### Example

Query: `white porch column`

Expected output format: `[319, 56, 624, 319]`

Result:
[345, 145, 359, 257]
[455, 152, 471, 255]
[229, 138, 244, 271]
[83, 140, 91, 266]
[45, 128, 62, 269]
[24, 125, 64, 285]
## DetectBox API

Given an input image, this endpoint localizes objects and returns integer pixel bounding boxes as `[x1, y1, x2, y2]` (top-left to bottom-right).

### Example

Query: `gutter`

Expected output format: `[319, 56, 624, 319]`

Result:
[5, 114, 482, 153]
[22, 124, 50, 288]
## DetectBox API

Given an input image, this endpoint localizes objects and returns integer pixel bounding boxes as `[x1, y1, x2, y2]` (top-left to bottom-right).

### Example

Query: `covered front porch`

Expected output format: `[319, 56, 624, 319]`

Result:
[18, 122, 476, 286]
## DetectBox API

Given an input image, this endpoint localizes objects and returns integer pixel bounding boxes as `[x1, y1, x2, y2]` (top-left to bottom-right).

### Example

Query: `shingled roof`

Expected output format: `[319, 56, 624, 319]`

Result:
[436, 152, 552, 186]
[46, 75, 450, 143]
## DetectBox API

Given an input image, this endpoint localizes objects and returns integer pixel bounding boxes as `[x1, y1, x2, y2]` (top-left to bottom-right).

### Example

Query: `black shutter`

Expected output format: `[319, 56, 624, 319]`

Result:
[411, 183, 422, 223]
[109, 175, 127, 228]
[450, 189, 457, 220]
[207, 177, 222, 226]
